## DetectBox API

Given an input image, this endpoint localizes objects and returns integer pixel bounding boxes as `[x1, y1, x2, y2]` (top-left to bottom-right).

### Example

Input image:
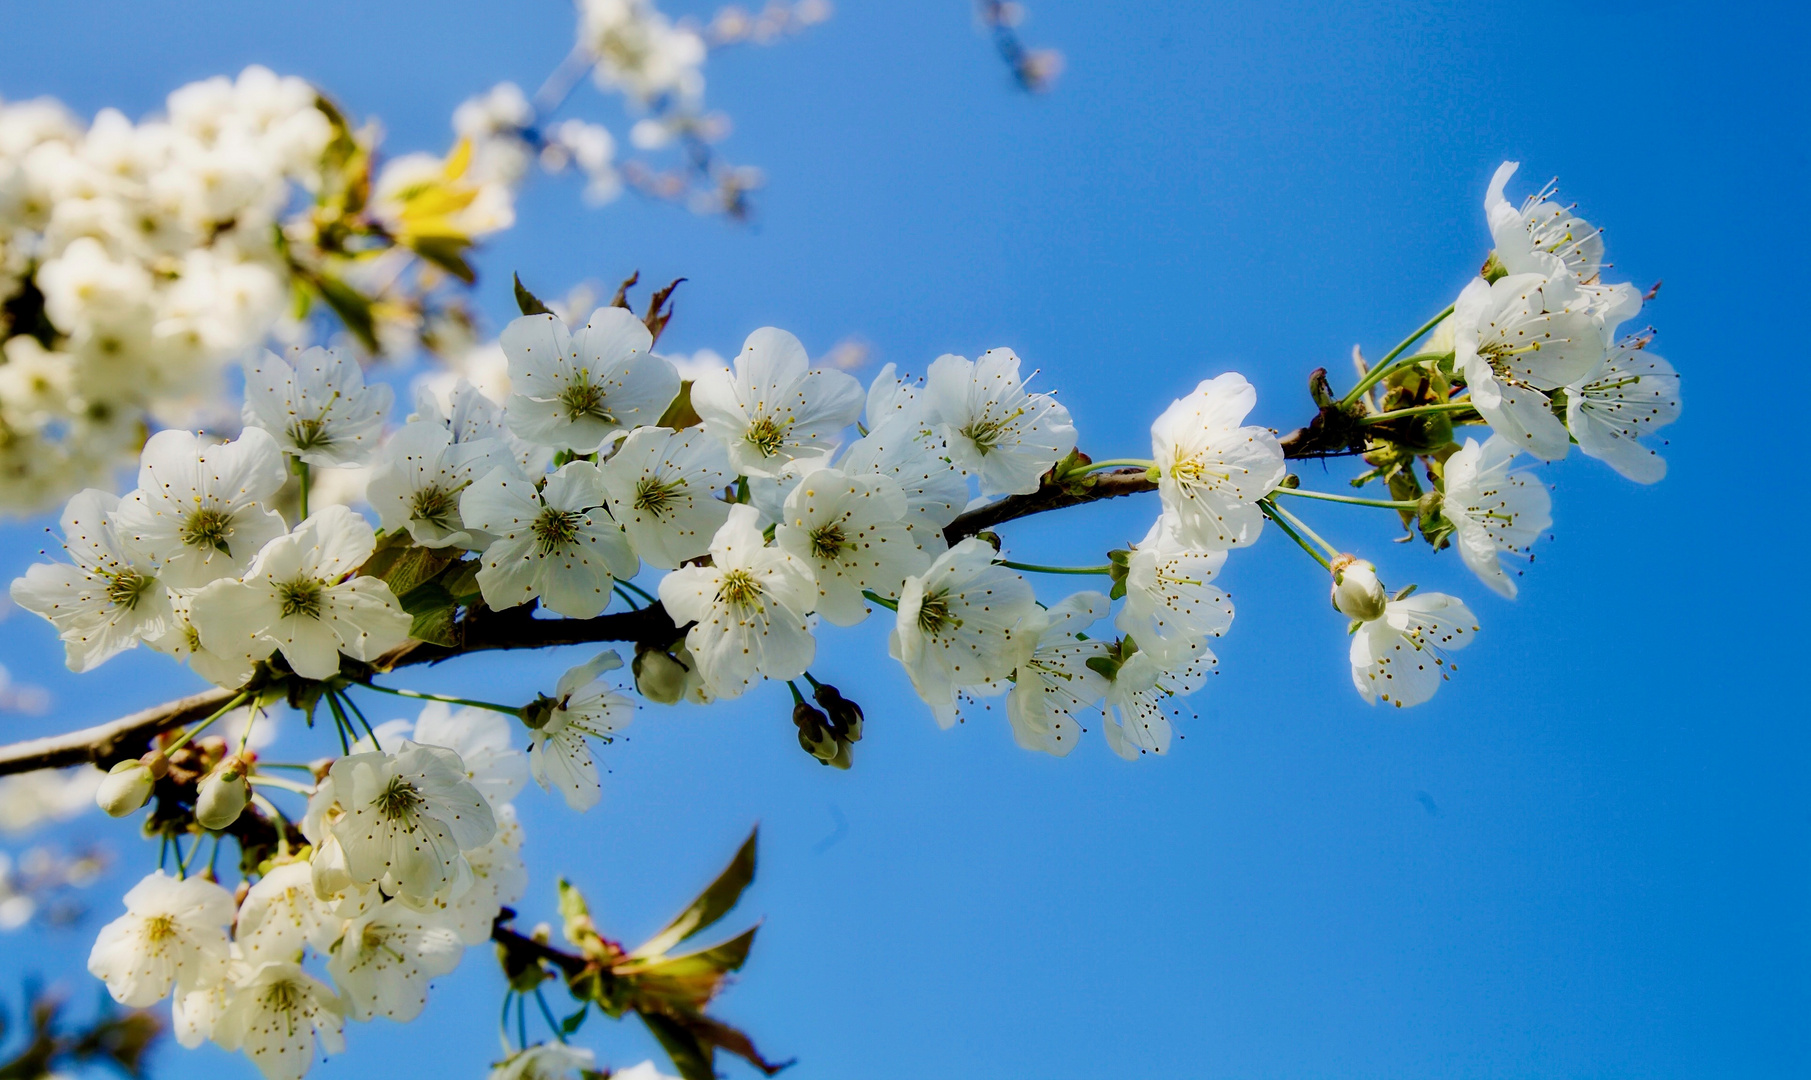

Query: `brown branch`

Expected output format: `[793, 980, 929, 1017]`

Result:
[0, 398, 1344, 779]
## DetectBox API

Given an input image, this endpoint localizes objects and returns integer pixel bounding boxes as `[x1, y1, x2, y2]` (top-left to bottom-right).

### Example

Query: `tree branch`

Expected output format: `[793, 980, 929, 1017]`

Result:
[0, 408, 1343, 778]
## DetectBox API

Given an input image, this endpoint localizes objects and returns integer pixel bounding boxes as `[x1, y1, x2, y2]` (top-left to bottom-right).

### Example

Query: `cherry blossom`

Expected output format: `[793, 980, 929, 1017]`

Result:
[526, 650, 637, 811]
[87, 871, 234, 1006]
[1150, 373, 1285, 550]
[188, 505, 412, 681]
[691, 326, 864, 479]
[500, 308, 678, 453]
[242, 346, 393, 468]
[775, 467, 929, 624]
[1441, 436, 1552, 599]
[460, 460, 639, 619]
[9, 488, 172, 671]
[1565, 339, 1682, 484]
[657, 504, 817, 699]
[923, 349, 1076, 497]
[1349, 591, 1479, 708]
[597, 424, 734, 570]
[112, 427, 287, 589]
[1006, 592, 1110, 756]
[890, 539, 1044, 727]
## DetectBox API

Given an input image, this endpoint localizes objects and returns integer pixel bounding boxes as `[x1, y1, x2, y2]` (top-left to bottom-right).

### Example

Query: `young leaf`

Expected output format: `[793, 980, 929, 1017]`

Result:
[630, 828, 758, 960]
[514, 273, 552, 316]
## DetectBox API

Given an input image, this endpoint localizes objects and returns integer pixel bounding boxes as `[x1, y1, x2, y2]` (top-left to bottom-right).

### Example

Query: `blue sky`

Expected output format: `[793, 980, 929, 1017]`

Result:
[1, 1, 1806, 1077]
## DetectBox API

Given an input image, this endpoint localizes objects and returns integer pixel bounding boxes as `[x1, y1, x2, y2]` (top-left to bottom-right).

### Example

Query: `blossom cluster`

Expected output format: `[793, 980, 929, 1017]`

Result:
[0, 158, 1684, 1080]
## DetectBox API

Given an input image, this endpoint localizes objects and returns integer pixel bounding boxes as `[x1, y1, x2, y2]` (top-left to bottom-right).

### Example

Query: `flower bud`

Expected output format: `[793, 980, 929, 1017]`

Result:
[1330, 554, 1388, 621]
[811, 683, 864, 743]
[793, 702, 839, 764]
[633, 646, 692, 706]
[96, 760, 154, 817]
[195, 760, 250, 830]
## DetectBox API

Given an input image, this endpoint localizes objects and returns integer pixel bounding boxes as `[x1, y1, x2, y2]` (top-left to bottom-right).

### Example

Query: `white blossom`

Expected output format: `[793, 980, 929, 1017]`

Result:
[242, 346, 393, 468]
[1441, 436, 1551, 599]
[528, 650, 637, 811]
[775, 468, 930, 624]
[1350, 591, 1479, 708]
[837, 412, 965, 557]
[1329, 556, 1387, 621]
[489, 1042, 599, 1080]
[1150, 373, 1285, 550]
[10, 488, 172, 671]
[1100, 647, 1214, 761]
[324, 742, 497, 903]
[460, 460, 639, 619]
[923, 349, 1076, 497]
[87, 871, 233, 1006]
[189, 505, 411, 681]
[890, 538, 1044, 728]
[657, 504, 817, 700]
[367, 419, 510, 548]
[1113, 513, 1233, 667]
[423, 802, 526, 946]
[234, 861, 328, 964]
[149, 591, 257, 689]
[1007, 592, 1110, 756]
[579, 0, 707, 104]
[1453, 271, 1605, 461]
[500, 308, 678, 453]
[210, 960, 344, 1080]
[597, 424, 733, 569]
[410, 702, 530, 809]
[112, 427, 287, 589]
[691, 326, 864, 479]
[324, 895, 464, 1023]
[1484, 161, 1606, 284]
[1564, 339, 1681, 484]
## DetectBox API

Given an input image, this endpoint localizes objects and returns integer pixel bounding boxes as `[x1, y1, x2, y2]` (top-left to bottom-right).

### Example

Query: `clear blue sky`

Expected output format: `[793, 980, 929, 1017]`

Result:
[2, 2, 1805, 1077]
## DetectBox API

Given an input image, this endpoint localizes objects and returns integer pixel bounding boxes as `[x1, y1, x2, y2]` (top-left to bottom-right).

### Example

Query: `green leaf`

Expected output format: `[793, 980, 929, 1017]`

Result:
[356, 531, 412, 580]
[442, 560, 483, 605]
[640, 1012, 716, 1080]
[409, 236, 477, 284]
[384, 545, 459, 597]
[313, 274, 379, 352]
[656, 380, 703, 429]
[631, 828, 758, 960]
[560, 1003, 590, 1035]
[406, 599, 457, 647]
[513, 273, 552, 316]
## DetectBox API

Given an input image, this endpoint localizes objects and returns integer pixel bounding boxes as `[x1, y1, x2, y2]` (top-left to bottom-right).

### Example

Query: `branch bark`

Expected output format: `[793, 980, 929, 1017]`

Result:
[0, 420, 1339, 777]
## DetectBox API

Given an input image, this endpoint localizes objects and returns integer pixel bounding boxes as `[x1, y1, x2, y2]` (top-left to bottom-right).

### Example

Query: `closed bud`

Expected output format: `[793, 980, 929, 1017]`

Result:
[195, 760, 250, 830]
[96, 760, 155, 817]
[811, 683, 864, 743]
[793, 702, 839, 763]
[1330, 554, 1388, 622]
[633, 646, 691, 706]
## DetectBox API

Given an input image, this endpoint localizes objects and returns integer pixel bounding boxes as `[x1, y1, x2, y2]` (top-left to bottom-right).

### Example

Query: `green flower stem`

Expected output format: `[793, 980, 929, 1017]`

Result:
[1272, 487, 1420, 510]
[1258, 499, 1333, 570]
[295, 458, 311, 521]
[165, 690, 254, 754]
[1358, 400, 1478, 426]
[324, 691, 359, 753]
[358, 682, 523, 717]
[787, 680, 807, 705]
[338, 691, 381, 746]
[1073, 458, 1155, 475]
[861, 589, 900, 612]
[613, 584, 642, 610]
[617, 578, 658, 605]
[249, 773, 315, 795]
[997, 560, 1114, 576]
[533, 986, 568, 1043]
[1266, 499, 1341, 559]
[1339, 302, 1456, 407]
